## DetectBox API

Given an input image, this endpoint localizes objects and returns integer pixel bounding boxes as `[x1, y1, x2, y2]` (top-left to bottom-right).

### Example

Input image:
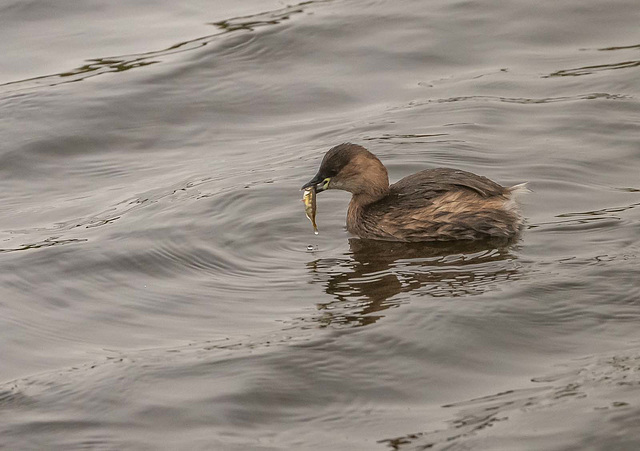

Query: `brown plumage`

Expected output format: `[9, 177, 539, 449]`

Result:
[301, 143, 527, 242]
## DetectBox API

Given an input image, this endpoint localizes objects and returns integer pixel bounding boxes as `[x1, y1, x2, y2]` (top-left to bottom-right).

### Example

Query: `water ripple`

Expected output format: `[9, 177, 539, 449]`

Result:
[545, 60, 640, 78]
[395, 92, 630, 111]
[0, 237, 87, 254]
[597, 43, 640, 51]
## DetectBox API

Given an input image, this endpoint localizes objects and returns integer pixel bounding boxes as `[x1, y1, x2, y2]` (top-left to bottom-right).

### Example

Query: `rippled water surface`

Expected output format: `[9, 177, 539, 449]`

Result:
[1, 0, 640, 449]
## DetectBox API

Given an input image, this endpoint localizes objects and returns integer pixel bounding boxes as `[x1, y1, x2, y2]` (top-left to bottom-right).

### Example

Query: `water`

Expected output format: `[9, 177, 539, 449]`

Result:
[1, 0, 639, 449]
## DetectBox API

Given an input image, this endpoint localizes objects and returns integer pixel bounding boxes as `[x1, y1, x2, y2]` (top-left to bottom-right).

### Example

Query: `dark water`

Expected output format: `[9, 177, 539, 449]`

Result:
[1, 0, 640, 449]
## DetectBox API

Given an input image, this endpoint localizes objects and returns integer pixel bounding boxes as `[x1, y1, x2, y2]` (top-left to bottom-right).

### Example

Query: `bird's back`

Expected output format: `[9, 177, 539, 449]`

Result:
[350, 168, 521, 242]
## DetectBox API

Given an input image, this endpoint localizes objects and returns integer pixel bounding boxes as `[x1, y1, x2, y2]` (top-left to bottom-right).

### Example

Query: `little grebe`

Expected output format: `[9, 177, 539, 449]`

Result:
[301, 143, 528, 242]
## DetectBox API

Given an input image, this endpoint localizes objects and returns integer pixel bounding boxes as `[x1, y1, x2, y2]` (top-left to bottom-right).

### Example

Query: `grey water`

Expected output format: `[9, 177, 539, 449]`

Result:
[1, 0, 640, 449]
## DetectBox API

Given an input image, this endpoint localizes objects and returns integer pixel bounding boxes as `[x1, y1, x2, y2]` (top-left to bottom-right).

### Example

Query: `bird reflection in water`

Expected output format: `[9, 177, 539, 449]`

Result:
[306, 238, 521, 328]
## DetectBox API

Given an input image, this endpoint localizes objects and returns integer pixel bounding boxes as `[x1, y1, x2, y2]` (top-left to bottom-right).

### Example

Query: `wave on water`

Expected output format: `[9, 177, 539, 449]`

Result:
[379, 347, 640, 450]
[0, 0, 330, 96]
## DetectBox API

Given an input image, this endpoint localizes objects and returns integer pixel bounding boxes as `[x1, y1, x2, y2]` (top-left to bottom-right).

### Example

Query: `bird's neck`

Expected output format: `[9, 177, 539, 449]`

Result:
[351, 163, 390, 205]
[346, 188, 388, 236]
[351, 188, 388, 207]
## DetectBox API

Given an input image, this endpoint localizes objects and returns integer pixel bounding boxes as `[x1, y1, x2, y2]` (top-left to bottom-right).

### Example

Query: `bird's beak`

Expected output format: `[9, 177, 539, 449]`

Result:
[301, 173, 329, 192]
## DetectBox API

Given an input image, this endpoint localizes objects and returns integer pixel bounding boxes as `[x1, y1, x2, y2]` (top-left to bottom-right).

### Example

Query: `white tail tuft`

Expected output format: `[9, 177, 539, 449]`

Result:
[508, 182, 531, 196]
[504, 182, 530, 215]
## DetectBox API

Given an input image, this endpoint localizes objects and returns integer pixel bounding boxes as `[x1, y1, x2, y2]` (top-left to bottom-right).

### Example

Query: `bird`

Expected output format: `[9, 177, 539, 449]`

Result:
[301, 143, 528, 242]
